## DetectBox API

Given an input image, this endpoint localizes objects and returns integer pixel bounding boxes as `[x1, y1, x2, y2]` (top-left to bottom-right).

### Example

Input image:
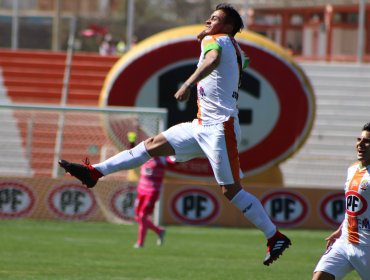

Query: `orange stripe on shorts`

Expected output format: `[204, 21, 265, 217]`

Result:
[223, 117, 240, 183]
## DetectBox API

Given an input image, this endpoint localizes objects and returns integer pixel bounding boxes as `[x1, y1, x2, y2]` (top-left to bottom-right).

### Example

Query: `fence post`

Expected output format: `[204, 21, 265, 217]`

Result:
[26, 117, 34, 174]
[52, 17, 77, 178]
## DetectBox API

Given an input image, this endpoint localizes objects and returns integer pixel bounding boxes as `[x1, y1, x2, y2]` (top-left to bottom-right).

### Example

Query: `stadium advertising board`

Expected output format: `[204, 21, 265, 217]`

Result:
[47, 184, 96, 220]
[0, 181, 35, 218]
[0, 178, 346, 229]
[99, 25, 315, 182]
[170, 187, 220, 225]
[261, 190, 308, 227]
[110, 185, 136, 221]
[319, 192, 345, 228]
[161, 183, 345, 228]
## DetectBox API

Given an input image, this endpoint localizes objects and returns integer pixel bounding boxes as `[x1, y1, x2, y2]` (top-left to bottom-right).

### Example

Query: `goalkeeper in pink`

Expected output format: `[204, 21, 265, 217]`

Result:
[134, 156, 168, 248]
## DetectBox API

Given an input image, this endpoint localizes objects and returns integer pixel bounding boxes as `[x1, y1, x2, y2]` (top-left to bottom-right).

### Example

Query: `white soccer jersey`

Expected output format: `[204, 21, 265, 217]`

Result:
[342, 162, 370, 246]
[196, 34, 247, 125]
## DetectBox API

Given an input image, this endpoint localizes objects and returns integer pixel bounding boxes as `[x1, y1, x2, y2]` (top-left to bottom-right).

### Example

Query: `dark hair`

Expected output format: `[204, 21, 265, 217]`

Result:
[216, 3, 244, 36]
[363, 122, 370, 131]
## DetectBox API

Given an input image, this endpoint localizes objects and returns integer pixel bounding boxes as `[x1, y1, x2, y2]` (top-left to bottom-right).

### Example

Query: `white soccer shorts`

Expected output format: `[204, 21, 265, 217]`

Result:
[314, 237, 370, 279]
[162, 118, 242, 185]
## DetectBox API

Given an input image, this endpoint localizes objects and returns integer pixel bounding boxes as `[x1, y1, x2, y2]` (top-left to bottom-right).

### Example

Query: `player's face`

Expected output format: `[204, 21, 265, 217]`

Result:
[356, 130, 370, 166]
[203, 10, 231, 36]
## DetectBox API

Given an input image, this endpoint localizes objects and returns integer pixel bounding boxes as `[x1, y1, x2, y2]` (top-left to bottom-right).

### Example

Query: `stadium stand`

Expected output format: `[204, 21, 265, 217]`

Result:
[0, 49, 118, 105]
[280, 62, 370, 188]
[0, 49, 119, 177]
[0, 66, 32, 176]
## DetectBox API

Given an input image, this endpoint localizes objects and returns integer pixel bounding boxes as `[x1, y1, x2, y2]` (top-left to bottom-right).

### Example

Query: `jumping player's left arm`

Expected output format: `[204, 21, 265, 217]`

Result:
[239, 46, 250, 69]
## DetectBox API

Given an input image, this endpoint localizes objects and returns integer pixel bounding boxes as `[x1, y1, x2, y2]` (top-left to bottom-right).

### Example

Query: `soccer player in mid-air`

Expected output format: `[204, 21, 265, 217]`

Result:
[312, 122, 370, 280]
[59, 3, 291, 265]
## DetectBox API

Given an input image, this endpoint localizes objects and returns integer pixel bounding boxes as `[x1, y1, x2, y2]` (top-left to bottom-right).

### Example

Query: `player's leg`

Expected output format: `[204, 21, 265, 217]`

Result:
[59, 132, 174, 188]
[221, 182, 291, 265]
[94, 134, 174, 174]
[135, 193, 164, 247]
[142, 193, 164, 236]
[161, 120, 204, 162]
[221, 183, 276, 237]
[135, 214, 147, 248]
[134, 193, 146, 248]
[312, 240, 352, 279]
[144, 218, 162, 236]
[311, 271, 335, 280]
[197, 118, 277, 238]
[348, 243, 370, 279]
[136, 214, 164, 247]
[197, 117, 290, 265]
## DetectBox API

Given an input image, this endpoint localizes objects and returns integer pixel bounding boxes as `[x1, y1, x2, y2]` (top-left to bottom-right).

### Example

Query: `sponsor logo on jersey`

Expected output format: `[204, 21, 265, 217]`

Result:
[359, 217, 370, 230]
[346, 190, 368, 216]
[360, 180, 369, 191]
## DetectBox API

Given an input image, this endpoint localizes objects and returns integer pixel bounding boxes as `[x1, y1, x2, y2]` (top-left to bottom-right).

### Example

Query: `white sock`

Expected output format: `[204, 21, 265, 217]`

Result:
[93, 141, 151, 175]
[231, 189, 276, 239]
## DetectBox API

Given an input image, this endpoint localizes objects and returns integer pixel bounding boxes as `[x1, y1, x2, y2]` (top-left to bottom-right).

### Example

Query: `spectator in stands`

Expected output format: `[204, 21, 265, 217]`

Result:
[59, 3, 291, 266]
[99, 33, 115, 56]
[312, 122, 370, 280]
[116, 38, 127, 56]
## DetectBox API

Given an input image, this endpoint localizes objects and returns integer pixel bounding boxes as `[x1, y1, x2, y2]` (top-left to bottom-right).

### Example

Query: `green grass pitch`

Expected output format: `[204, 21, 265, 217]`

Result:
[0, 219, 359, 280]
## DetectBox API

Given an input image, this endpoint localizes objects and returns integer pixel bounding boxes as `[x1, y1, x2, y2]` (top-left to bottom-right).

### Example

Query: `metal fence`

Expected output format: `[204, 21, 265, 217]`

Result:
[0, 103, 167, 179]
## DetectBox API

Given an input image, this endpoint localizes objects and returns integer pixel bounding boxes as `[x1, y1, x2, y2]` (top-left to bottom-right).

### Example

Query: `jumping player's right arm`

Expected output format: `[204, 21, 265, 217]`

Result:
[174, 48, 220, 102]
[325, 223, 342, 248]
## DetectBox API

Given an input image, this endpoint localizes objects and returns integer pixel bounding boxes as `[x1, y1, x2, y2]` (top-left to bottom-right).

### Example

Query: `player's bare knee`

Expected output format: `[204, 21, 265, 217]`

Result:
[144, 136, 162, 154]
[221, 183, 242, 200]
[144, 134, 174, 156]
[312, 271, 335, 280]
[144, 137, 155, 148]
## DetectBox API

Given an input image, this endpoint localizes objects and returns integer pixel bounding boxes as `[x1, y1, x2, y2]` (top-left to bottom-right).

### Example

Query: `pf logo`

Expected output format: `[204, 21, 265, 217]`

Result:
[170, 188, 220, 225]
[110, 185, 137, 221]
[320, 192, 345, 227]
[99, 25, 315, 180]
[48, 184, 96, 220]
[346, 190, 367, 216]
[261, 190, 308, 227]
[0, 181, 35, 218]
